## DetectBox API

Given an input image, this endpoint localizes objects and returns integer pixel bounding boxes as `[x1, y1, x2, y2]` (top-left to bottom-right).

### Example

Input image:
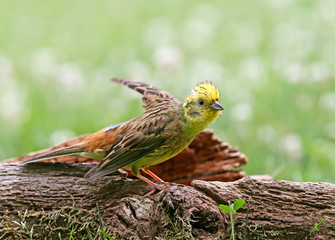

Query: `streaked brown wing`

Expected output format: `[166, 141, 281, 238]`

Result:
[81, 123, 126, 153]
[111, 78, 181, 110]
[84, 133, 166, 179]
[84, 112, 172, 179]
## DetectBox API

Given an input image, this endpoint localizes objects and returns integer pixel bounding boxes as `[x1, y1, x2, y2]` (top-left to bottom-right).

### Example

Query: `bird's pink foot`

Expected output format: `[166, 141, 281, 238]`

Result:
[144, 182, 171, 197]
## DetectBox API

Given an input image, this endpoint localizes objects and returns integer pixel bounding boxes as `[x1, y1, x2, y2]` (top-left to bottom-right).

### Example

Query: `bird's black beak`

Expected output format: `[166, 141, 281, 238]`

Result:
[210, 100, 224, 111]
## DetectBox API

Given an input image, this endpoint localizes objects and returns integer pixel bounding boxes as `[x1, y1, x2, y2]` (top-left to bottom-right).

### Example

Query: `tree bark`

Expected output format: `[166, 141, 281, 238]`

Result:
[0, 162, 334, 240]
[1, 130, 334, 239]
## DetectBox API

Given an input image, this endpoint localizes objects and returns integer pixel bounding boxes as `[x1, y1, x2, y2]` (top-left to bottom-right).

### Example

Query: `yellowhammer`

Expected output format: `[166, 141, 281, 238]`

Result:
[23, 78, 223, 194]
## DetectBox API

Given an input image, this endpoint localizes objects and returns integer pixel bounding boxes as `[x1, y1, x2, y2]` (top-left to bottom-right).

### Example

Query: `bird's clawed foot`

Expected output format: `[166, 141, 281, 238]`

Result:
[156, 181, 170, 190]
[144, 181, 171, 197]
[135, 170, 170, 197]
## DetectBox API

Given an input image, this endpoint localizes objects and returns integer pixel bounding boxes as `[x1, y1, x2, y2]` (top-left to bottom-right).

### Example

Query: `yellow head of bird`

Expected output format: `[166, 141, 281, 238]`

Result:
[183, 81, 223, 127]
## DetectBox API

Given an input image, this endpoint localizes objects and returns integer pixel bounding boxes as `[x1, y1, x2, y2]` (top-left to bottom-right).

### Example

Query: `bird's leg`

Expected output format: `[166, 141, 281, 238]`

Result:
[142, 168, 170, 194]
[136, 173, 160, 187]
[142, 168, 164, 182]
[136, 172, 170, 196]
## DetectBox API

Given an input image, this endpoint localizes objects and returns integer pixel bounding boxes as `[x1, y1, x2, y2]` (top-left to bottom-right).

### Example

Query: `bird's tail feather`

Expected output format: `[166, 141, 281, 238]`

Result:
[84, 165, 99, 179]
[84, 165, 113, 179]
[21, 146, 84, 164]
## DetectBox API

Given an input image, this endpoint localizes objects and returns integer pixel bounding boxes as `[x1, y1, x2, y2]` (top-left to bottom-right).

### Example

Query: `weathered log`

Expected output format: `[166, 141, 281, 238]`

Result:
[0, 162, 334, 239]
[1, 130, 334, 239]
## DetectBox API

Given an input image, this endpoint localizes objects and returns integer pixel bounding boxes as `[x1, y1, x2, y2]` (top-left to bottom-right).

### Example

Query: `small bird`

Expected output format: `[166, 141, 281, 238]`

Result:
[22, 78, 223, 194]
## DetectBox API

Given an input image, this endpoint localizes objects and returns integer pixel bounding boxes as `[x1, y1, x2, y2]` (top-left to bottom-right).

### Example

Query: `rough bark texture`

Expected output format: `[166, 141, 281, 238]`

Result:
[0, 162, 334, 239]
[1, 130, 334, 239]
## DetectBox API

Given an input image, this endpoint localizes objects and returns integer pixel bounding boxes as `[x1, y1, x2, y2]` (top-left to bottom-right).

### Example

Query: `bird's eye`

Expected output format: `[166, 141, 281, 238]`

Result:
[198, 99, 204, 105]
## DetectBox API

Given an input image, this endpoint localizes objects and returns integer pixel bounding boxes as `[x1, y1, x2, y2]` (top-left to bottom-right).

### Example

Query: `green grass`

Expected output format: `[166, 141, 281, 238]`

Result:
[10, 203, 116, 239]
[12, 210, 34, 239]
[1, 0, 334, 183]
[310, 217, 327, 233]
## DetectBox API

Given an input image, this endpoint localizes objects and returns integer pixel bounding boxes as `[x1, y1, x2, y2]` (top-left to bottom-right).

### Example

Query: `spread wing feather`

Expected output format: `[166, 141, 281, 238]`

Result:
[111, 78, 180, 110]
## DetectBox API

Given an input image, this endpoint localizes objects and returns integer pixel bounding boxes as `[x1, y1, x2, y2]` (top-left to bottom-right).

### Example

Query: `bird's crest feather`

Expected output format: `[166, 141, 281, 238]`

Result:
[187, 81, 220, 103]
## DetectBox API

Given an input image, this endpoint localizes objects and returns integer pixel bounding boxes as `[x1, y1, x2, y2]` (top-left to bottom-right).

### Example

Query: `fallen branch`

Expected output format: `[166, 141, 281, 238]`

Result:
[1, 130, 333, 239]
[0, 162, 334, 239]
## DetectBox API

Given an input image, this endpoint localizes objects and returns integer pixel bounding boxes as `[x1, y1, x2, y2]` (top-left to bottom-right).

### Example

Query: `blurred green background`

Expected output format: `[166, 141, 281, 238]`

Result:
[0, 0, 334, 182]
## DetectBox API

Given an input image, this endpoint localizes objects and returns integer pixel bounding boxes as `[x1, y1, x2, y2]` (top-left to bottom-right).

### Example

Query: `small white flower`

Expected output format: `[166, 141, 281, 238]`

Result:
[57, 63, 85, 92]
[319, 0, 335, 22]
[50, 129, 76, 146]
[284, 63, 305, 84]
[0, 88, 27, 127]
[30, 48, 58, 79]
[280, 133, 303, 160]
[239, 56, 264, 84]
[231, 103, 253, 122]
[310, 63, 330, 83]
[319, 92, 335, 111]
[154, 46, 182, 72]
